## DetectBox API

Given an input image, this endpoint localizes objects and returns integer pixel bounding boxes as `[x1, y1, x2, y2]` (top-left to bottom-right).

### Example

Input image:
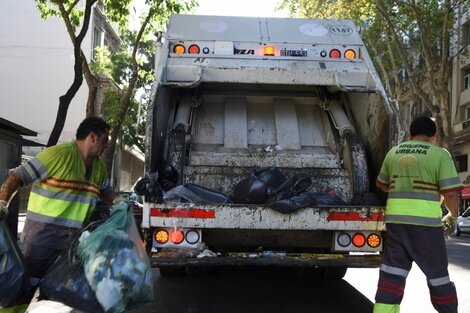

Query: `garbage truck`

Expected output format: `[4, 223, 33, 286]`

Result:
[140, 14, 404, 277]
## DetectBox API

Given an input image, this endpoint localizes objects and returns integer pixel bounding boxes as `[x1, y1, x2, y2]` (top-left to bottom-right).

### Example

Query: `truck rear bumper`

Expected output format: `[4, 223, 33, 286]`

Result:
[150, 252, 381, 268]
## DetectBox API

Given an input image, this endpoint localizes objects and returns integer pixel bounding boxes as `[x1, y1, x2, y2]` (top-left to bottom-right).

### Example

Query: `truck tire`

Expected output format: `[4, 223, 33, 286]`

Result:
[159, 266, 187, 277]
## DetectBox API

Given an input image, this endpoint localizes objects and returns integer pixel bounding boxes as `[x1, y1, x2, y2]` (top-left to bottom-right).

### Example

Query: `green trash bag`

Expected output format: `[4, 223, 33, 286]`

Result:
[77, 201, 154, 313]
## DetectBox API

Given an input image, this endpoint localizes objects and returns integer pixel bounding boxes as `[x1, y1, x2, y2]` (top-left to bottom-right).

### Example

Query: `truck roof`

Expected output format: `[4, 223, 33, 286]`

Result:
[167, 14, 365, 46]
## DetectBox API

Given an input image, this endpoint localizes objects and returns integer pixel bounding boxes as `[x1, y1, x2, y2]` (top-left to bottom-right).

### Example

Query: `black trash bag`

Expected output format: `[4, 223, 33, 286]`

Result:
[39, 249, 104, 313]
[0, 219, 31, 307]
[311, 193, 348, 205]
[267, 173, 312, 202]
[268, 192, 316, 214]
[133, 173, 163, 203]
[87, 201, 112, 224]
[158, 160, 179, 192]
[267, 174, 315, 214]
[232, 167, 287, 204]
[164, 183, 232, 204]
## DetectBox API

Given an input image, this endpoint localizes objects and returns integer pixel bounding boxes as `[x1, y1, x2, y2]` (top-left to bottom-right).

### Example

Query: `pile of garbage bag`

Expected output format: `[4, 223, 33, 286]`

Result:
[40, 244, 104, 313]
[0, 219, 30, 307]
[135, 166, 349, 214]
[77, 202, 154, 313]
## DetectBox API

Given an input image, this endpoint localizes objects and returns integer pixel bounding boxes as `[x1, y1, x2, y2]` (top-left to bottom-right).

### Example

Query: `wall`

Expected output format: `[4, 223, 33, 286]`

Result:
[0, 0, 92, 144]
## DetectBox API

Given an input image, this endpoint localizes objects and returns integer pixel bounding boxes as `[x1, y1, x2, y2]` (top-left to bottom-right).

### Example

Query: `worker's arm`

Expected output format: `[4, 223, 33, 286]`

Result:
[442, 190, 459, 218]
[0, 172, 22, 202]
[0, 173, 23, 217]
[376, 179, 390, 193]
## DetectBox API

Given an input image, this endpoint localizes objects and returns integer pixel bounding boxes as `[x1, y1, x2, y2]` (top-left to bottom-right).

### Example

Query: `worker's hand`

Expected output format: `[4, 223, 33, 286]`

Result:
[0, 200, 8, 220]
[442, 213, 457, 237]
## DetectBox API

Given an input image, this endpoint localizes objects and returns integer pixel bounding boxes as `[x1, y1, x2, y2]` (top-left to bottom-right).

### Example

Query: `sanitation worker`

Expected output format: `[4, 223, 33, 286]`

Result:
[373, 115, 461, 313]
[0, 116, 114, 313]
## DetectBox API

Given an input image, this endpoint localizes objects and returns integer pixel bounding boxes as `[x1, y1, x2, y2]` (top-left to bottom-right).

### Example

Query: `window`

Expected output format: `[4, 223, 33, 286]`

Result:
[464, 68, 470, 90]
[92, 26, 102, 60]
[456, 154, 468, 172]
[463, 22, 470, 47]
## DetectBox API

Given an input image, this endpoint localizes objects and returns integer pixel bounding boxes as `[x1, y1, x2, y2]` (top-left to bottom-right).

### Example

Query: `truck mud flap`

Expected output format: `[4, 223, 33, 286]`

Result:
[150, 253, 381, 268]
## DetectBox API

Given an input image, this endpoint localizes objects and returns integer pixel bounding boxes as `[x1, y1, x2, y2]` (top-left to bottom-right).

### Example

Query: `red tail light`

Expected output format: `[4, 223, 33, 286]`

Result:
[188, 44, 200, 54]
[329, 49, 341, 58]
[169, 229, 184, 244]
[352, 233, 366, 247]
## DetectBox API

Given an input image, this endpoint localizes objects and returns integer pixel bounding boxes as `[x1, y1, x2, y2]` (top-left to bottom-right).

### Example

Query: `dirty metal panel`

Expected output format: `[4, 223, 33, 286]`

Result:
[165, 57, 372, 87]
[165, 65, 200, 82]
[150, 253, 381, 268]
[224, 97, 248, 148]
[247, 102, 276, 145]
[193, 101, 224, 145]
[296, 103, 328, 147]
[265, 18, 364, 45]
[274, 98, 301, 150]
[167, 14, 263, 42]
[188, 151, 339, 168]
[147, 204, 386, 231]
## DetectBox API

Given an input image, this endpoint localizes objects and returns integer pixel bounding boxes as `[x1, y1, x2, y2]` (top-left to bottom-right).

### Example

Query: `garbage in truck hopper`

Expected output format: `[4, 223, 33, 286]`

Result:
[135, 166, 348, 212]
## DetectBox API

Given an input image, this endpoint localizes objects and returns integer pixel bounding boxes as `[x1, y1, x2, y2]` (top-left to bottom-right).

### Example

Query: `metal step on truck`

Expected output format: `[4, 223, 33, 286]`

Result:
[141, 14, 404, 277]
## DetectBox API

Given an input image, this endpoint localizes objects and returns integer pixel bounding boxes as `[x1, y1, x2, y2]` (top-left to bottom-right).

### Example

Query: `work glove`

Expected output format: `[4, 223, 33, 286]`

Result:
[442, 213, 457, 237]
[0, 200, 8, 220]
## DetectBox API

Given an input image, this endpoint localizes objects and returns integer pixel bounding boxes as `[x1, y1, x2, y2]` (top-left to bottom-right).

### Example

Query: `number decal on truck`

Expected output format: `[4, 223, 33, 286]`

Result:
[329, 25, 353, 36]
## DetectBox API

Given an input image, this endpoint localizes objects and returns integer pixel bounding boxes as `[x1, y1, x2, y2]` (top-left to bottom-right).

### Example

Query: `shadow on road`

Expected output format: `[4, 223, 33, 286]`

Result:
[131, 267, 373, 313]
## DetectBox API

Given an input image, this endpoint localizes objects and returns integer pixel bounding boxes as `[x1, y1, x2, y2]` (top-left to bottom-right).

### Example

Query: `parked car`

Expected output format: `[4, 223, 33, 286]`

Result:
[455, 207, 470, 236]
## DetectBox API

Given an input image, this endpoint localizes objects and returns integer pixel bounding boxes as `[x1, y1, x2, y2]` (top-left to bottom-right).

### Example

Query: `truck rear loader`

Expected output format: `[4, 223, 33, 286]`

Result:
[141, 14, 404, 278]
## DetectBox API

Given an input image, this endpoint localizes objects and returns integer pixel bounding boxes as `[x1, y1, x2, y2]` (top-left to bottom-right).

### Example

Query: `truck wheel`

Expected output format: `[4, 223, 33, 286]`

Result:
[159, 266, 187, 277]
[323, 267, 347, 279]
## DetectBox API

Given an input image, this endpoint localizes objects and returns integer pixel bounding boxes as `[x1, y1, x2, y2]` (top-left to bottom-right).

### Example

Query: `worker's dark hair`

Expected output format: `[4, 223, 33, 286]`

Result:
[410, 115, 436, 137]
[76, 117, 110, 140]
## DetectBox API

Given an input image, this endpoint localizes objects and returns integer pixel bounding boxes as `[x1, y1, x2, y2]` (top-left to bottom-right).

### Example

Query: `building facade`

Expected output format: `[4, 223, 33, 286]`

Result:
[451, 4, 470, 203]
[0, 0, 144, 191]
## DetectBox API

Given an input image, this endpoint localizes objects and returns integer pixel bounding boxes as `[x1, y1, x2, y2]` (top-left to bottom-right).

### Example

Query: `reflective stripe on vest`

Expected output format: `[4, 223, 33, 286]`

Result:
[26, 210, 83, 228]
[388, 192, 440, 201]
[23, 158, 48, 181]
[385, 197, 443, 226]
[385, 214, 442, 226]
[27, 177, 100, 227]
[439, 177, 461, 188]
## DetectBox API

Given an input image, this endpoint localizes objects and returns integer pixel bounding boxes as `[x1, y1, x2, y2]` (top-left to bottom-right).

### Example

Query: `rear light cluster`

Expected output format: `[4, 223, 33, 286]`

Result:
[320, 48, 356, 59]
[173, 44, 209, 55]
[154, 228, 201, 247]
[171, 42, 358, 60]
[334, 231, 382, 252]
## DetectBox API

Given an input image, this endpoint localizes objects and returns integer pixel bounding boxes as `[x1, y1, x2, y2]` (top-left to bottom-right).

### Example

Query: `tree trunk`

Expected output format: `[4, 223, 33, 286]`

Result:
[47, 0, 97, 146]
[102, 8, 155, 177]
